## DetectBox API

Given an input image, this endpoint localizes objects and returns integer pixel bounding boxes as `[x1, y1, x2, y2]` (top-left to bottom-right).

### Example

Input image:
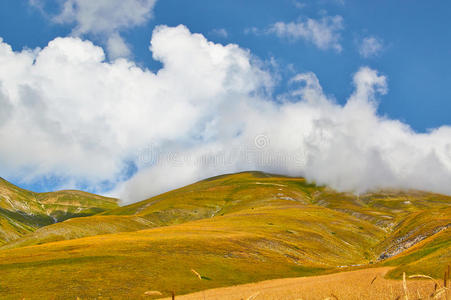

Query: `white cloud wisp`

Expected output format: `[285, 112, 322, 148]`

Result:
[268, 15, 344, 52]
[359, 36, 383, 58]
[36, 0, 158, 59]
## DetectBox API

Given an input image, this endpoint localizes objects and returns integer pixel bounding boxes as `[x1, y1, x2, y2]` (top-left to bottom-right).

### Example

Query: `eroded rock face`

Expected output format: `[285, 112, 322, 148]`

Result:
[378, 224, 451, 260]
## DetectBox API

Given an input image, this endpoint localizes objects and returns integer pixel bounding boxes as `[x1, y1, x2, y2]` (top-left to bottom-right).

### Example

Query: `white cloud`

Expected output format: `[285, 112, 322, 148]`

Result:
[293, 1, 306, 9]
[33, 0, 157, 59]
[268, 15, 344, 52]
[244, 27, 260, 35]
[2, 25, 451, 204]
[54, 0, 157, 34]
[210, 28, 228, 38]
[0, 25, 271, 194]
[106, 32, 132, 59]
[359, 36, 383, 58]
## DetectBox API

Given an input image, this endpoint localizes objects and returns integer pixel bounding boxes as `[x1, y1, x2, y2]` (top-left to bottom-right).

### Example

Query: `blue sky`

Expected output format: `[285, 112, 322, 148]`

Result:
[1, 0, 451, 200]
[2, 0, 451, 132]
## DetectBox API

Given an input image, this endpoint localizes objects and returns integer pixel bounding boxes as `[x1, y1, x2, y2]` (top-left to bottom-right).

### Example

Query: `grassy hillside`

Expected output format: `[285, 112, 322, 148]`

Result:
[0, 177, 118, 245]
[0, 172, 449, 299]
[36, 190, 119, 221]
[384, 222, 450, 278]
[0, 215, 153, 250]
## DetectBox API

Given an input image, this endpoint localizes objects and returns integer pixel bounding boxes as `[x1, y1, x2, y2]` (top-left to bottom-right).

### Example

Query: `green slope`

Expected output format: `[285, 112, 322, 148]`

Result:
[385, 226, 450, 278]
[0, 171, 449, 299]
[0, 177, 119, 245]
[3, 172, 326, 249]
[0, 204, 384, 299]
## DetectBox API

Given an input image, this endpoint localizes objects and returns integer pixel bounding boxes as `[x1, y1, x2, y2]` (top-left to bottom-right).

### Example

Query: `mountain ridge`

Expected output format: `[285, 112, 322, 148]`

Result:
[0, 171, 449, 298]
[0, 176, 119, 245]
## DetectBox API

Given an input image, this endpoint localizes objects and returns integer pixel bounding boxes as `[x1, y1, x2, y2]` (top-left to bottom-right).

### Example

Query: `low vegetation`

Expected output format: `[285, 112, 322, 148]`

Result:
[0, 172, 448, 299]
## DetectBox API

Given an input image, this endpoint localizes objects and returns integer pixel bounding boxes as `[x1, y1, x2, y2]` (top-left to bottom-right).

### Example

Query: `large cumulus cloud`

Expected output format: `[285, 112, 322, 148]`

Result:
[1, 25, 451, 203]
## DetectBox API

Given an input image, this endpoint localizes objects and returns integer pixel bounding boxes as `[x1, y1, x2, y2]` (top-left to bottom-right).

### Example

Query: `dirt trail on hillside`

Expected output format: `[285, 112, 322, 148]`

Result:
[161, 267, 438, 300]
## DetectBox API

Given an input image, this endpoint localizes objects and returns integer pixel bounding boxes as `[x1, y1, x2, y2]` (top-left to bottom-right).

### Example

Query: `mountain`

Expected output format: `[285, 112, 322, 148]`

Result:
[0, 172, 449, 299]
[0, 177, 119, 245]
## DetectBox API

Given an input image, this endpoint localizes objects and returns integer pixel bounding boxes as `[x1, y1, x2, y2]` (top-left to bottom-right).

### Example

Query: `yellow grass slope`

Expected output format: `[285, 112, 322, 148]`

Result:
[0, 201, 385, 298]
[162, 267, 441, 300]
[0, 172, 449, 299]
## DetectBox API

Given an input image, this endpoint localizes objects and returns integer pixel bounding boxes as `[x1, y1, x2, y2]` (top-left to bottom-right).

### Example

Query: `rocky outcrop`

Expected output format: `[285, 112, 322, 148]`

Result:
[378, 223, 450, 260]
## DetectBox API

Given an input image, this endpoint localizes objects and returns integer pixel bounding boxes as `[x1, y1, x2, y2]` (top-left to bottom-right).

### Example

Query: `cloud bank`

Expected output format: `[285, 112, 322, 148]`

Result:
[1, 25, 451, 203]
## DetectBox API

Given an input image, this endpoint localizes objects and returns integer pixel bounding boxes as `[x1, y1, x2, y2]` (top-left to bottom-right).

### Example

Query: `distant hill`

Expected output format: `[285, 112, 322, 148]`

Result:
[0, 172, 449, 299]
[0, 177, 119, 245]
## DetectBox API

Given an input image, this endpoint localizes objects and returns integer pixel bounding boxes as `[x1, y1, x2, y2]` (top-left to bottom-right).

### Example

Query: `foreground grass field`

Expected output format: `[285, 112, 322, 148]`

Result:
[0, 172, 449, 299]
[161, 267, 448, 300]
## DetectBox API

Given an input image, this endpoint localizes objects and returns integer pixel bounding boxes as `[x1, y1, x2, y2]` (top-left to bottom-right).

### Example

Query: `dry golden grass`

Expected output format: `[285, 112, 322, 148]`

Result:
[161, 267, 449, 300]
[0, 172, 449, 298]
